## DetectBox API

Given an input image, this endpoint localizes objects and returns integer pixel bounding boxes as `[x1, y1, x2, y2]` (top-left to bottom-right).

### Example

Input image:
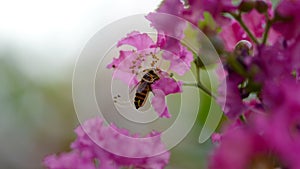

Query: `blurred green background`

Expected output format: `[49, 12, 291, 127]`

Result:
[3, 0, 282, 168]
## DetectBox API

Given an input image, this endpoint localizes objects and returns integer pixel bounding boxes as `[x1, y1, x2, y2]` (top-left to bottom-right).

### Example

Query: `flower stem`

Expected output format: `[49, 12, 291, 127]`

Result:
[230, 12, 260, 45]
[184, 64, 216, 99]
[262, 19, 272, 45]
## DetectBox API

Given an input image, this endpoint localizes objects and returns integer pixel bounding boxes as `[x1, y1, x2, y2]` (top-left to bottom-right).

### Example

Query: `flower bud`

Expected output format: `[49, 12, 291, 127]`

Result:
[239, 1, 255, 12]
[255, 0, 268, 13]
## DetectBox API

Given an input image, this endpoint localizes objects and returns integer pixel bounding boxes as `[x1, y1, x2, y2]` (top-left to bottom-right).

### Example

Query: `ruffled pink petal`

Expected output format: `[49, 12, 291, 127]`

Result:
[151, 77, 183, 118]
[70, 117, 170, 168]
[151, 89, 170, 118]
[156, 0, 184, 16]
[151, 77, 183, 95]
[146, 12, 186, 41]
[117, 31, 155, 50]
[107, 50, 133, 69]
[162, 44, 193, 75]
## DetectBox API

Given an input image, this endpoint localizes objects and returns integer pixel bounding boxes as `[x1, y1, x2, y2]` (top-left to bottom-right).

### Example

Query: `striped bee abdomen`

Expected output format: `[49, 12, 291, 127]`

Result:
[134, 69, 160, 109]
[134, 82, 150, 109]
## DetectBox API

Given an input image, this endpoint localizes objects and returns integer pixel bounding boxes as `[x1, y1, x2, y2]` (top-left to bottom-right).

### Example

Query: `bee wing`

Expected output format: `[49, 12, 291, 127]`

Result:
[129, 81, 142, 94]
[136, 81, 149, 93]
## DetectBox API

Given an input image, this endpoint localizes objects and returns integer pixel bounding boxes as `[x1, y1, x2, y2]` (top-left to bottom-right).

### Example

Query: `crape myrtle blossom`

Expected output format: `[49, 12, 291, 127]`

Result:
[45, 0, 300, 168]
[256, 81, 300, 169]
[210, 93, 299, 169]
[44, 117, 170, 169]
[208, 123, 293, 169]
[273, 0, 300, 40]
[107, 31, 188, 118]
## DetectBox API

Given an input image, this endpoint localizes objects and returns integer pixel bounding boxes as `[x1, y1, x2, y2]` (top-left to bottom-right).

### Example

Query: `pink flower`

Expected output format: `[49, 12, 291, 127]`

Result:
[44, 117, 170, 169]
[107, 31, 187, 118]
[253, 112, 300, 169]
[44, 151, 98, 169]
[251, 80, 300, 169]
[273, 0, 300, 40]
[151, 77, 183, 118]
[209, 126, 272, 169]
[107, 31, 157, 86]
[108, 31, 192, 78]
[72, 118, 170, 168]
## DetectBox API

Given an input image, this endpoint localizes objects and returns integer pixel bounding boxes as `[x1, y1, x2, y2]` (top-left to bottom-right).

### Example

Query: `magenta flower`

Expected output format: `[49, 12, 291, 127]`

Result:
[252, 80, 300, 169]
[273, 0, 300, 40]
[107, 31, 157, 86]
[209, 125, 282, 169]
[107, 30, 192, 80]
[44, 117, 170, 169]
[107, 31, 187, 118]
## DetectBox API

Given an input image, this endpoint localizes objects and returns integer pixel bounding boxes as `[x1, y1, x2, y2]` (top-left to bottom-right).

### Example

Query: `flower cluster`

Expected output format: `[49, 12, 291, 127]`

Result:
[44, 117, 170, 169]
[145, 0, 300, 168]
[45, 0, 300, 168]
[206, 0, 300, 168]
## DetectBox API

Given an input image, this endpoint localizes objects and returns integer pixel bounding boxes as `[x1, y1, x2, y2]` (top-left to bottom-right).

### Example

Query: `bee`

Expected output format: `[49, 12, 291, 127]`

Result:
[134, 69, 160, 109]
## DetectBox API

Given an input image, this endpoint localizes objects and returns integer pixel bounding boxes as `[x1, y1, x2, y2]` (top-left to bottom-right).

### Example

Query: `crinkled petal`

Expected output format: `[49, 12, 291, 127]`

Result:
[161, 38, 194, 75]
[151, 89, 170, 118]
[71, 117, 170, 168]
[117, 31, 155, 50]
[151, 78, 183, 118]
[107, 50, 133, 69]
[146, 12, 186, 41]
[156, 0, 184, 16]
[151, 77, 183, 95]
